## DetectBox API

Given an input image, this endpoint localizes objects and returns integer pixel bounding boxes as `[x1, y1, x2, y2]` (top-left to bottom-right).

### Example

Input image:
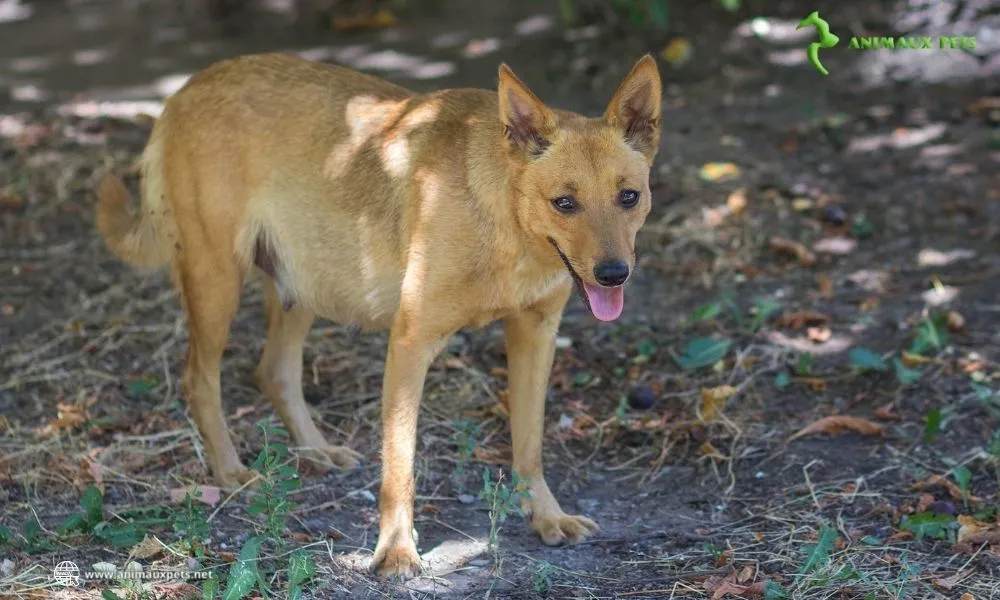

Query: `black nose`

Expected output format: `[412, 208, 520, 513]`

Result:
[593, 260, 630, 287]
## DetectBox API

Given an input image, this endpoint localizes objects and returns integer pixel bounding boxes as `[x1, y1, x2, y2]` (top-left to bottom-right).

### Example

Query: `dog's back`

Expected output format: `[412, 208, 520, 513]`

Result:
[97, 53, 501, 328]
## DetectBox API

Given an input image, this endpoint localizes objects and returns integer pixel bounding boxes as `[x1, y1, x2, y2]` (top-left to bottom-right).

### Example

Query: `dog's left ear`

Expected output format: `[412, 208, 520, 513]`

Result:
[604, 54, 662, 161]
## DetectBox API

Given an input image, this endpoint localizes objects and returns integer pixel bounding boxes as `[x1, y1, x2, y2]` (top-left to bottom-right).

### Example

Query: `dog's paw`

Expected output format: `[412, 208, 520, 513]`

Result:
[299, 445, 362, 472]
[532, 512, 599, 546]
[370, 543, 422, 580]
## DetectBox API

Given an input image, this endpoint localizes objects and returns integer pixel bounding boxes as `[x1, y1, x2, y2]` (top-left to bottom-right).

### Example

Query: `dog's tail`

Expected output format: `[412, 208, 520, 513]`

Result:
[94, 170, 169, 270]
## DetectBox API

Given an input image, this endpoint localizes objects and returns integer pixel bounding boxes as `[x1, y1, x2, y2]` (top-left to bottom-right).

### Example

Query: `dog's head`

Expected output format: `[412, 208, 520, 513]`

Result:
[498, 55, 662, 322]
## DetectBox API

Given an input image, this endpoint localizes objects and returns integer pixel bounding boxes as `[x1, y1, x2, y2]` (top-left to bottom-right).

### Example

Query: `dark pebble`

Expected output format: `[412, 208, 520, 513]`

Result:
[928, 500, 956, 516]
[627, 385, 657, 410]
[823, 205, 847, 226]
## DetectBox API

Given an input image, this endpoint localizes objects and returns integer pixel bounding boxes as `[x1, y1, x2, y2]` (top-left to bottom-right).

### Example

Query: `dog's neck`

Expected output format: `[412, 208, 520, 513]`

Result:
[465, 110, 564, 273]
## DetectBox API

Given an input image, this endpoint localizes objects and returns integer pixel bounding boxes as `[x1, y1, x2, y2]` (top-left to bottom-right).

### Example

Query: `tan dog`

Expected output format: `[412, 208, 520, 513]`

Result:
[95, 52, 662, 578]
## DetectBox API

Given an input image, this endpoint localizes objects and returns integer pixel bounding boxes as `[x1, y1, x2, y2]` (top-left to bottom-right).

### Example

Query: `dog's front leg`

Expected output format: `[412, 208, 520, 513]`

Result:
[504, 286, 599, 546]
[370, 314, 448, 579]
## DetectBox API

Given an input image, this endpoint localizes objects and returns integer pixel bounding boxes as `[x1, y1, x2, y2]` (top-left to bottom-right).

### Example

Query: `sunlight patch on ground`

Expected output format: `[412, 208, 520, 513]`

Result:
[0, 0, 31, 24]
[8, 55, 55, 73]
[735, 17, 814, 43]
[846, 123, 947, 154]
[72, 48, 113, 67]
[917, 248, 977, 267]
[11, 84, 47, 102]
[514, 14, 554, 36]
[764, 331, 853, 355]
[0, 113, 26, 138]
[463, 38, 501, 59]
[56, 100, 164, 120]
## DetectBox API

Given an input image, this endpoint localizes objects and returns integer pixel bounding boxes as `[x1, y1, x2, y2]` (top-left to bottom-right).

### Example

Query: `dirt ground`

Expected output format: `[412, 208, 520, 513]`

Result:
[2, 0, 1000, 598]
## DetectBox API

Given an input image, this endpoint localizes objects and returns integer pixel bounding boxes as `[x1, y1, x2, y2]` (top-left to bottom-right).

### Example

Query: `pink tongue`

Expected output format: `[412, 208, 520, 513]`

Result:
[582, 284, 625, 322]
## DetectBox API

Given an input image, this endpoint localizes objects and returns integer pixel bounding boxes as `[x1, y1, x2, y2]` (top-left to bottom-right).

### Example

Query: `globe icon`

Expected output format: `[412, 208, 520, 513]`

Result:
[53, 561, 80, 586]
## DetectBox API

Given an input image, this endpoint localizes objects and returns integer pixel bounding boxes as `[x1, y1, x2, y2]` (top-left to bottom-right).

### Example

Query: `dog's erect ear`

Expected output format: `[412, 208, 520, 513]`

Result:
[604, 54, 662, 161]
[498, 64, 556, 158]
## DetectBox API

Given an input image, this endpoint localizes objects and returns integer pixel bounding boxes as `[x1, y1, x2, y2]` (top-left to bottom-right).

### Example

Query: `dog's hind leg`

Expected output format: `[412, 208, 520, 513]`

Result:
[176, 251, 254, 490]
[255, 278, 361, 470]
[504, 284, 599, 546]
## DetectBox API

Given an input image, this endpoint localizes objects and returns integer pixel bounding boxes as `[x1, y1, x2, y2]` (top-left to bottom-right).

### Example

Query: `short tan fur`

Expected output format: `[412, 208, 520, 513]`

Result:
[95, 52, 662, 578]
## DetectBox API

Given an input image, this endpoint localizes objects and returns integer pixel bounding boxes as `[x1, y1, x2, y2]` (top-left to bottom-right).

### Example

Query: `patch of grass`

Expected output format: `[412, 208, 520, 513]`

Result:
[451, 418, 481, 490]
[172, 490, 212, 557]
[480, 468, 526, 567]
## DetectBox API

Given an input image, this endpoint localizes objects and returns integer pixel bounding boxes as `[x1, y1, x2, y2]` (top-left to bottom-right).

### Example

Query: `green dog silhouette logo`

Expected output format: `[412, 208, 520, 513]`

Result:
[797, 11, 839, 76]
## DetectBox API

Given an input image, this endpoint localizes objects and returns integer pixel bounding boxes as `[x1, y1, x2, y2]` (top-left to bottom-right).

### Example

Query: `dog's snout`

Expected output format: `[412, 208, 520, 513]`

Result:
[593, 260, 629, 287]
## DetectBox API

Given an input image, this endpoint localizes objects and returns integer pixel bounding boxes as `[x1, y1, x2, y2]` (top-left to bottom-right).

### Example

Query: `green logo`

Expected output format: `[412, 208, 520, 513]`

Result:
[797, 11, 840, 76]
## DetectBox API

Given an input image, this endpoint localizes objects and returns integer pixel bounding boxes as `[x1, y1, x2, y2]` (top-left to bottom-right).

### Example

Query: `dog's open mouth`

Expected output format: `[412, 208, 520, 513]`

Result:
[549, 239, 625, 322]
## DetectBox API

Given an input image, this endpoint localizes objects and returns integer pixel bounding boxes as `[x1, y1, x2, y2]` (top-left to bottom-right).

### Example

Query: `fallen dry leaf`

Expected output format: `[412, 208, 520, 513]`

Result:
[169, 485, 222, 507]
[874, 402, 902, 421]
[960, 594, 975, 600]
[916, 493, 935, 513]
[789, 415, 884, 441]
[418, 503, 441, 515]
[791, 197, 813, 211]
[661, 37, 693, 66]
[331, 8, 396, 31]
[698, 162, 740, 182]
[702, 571, 767, 599]
[776, 310, 830, 329]
[727, 188, 748, 215]
[932, 569, 971, 591]
[946, 310, 965, 331]
[914, 475, 979, 504]
[129, 534, 164, 560]
[957, 515, 1000, 545]
[700, 385, 736, 423]
[770, 237, 816, 266]
[806, 326, 831, 343]
[816, 273, 834, 298]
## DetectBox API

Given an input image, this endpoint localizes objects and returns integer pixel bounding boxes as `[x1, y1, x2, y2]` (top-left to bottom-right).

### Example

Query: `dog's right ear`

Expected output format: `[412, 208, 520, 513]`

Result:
[498, 64, 555, 158]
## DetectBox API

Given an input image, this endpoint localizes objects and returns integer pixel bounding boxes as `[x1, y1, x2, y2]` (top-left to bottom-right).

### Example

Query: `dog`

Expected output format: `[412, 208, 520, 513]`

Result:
[94, 52, 662, 578]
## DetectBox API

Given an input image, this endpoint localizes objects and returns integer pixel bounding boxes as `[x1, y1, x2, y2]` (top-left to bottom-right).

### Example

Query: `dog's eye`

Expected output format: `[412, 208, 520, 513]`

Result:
[551, 195, 578, 214]
[618, 189, 640, 208]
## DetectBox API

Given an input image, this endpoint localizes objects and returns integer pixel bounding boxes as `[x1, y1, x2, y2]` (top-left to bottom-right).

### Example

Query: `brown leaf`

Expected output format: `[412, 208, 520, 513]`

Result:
[727, 188, 748, 215]
[932, 569, 971, 591]
[700, 385, 736, 423]
[957, 515, 1000, 545]
[788, 415, 885, 441]
[916, 493, 935, 513]
[816, 273, 834, 298]
[418, 503, 441, 515]
[770, 237, 816, 267]
[913, 475, 978, 503]
[960, 594, 975, 600]
[331, 8, 396, 31]
[292, 532, 313, 543]
[130, 534, 164, 559]
[703, 572, 766, 599]
[885, 531, 914, 544]
[737, 564, 756, 584]
[874, 401, 901, 421]
[169, 485, 222, 507]
[776, 310, 830, 330]
[946, 310, 965, 331]
[806, 327, 831, 343]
